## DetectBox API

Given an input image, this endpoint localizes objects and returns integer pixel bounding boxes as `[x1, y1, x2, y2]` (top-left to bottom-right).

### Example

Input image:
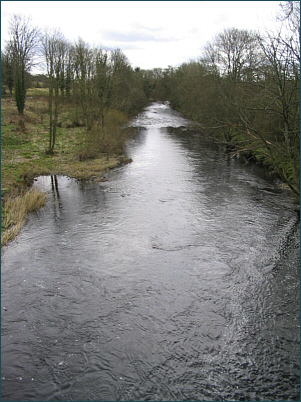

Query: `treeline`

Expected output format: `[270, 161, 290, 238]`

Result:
[1, 15, 149, 156]
[41, 33, 149, 155]
[154, 2, 300, 196]
[1, 4, 300, 196]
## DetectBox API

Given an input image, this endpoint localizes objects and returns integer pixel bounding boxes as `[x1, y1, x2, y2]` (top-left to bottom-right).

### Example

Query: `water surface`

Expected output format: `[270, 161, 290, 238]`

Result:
[1, 102, 300, 401]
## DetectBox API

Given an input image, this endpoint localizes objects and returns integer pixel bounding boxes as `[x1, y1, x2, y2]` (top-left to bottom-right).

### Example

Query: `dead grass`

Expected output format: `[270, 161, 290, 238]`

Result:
[1, 188, 46, 247]
[47, 154, 131, 181]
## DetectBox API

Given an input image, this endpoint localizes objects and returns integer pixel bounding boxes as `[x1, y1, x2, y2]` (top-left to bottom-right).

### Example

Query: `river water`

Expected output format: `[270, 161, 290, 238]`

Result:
[1, 103, 300, 401]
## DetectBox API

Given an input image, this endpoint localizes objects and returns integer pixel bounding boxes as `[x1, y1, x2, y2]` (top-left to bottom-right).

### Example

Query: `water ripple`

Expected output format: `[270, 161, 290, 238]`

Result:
[1, 103, 299, 401]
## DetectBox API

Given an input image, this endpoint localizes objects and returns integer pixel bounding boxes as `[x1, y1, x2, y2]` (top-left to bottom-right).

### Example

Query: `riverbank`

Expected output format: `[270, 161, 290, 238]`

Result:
[1, 91, 132, 248]
[169, 103, 300, 202]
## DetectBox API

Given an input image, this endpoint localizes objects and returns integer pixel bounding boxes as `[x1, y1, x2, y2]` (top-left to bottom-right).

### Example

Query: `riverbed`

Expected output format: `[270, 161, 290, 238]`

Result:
[1, 102, 300, 401]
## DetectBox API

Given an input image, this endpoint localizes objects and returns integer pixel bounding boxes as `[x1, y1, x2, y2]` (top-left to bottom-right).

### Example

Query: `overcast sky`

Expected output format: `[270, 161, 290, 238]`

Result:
[1, 1, 281, 71]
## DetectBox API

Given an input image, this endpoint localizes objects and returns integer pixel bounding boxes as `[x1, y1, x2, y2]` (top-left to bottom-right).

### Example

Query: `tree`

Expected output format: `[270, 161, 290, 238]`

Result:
[204, 28, 262, 82]
[109, 49, 132, 111]
[235, 30, 300, 195]
[155, 18, 299, 196]
[7, 14, 39, 116]
[278, 0, 300, 63]
[1, 49, 14, 95]
[229, 4, 300, 195]
[199, 28, 264, 145]
[71, 39, 96, 129]
[93, 48, 111, 128]
[42, 29, 69, 154]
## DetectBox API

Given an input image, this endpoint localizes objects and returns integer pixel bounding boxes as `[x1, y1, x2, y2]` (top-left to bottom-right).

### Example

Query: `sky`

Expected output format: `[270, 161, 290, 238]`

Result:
[1, 1, 281, 71]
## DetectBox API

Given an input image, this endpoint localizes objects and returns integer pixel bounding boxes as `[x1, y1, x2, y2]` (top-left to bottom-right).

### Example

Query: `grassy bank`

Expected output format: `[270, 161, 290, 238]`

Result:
[1, 89, 132, 248]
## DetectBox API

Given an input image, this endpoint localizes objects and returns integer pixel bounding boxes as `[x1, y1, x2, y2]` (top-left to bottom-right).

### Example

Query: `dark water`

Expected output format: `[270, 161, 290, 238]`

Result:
[1, 103, 300, 401]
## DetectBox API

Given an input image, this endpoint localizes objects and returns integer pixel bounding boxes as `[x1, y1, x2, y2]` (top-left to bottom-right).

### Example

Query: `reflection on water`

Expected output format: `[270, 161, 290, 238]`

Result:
[1, 103, 300, 401]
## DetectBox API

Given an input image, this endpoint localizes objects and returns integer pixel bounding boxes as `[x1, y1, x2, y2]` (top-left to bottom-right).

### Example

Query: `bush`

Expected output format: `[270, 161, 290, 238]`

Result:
[79, 110, 129, 160]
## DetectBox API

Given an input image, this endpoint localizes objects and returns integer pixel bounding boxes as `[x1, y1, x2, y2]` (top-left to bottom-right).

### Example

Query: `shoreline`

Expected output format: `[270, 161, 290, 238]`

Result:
[1, 92, 134, 249]
[1, 155, 132, 249]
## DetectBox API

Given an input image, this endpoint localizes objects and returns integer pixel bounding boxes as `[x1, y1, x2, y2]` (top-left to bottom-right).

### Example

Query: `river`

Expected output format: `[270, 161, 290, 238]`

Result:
[1, 102, 300, 401]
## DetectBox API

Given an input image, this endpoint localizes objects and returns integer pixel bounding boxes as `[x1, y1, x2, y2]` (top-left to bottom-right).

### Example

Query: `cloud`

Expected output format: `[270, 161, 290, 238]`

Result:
[101, 29, 174, 44]
[1, 1, 281, 70]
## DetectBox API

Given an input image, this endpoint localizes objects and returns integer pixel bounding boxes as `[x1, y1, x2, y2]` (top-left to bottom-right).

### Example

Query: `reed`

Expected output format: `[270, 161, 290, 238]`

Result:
[1, 188, 46, 247]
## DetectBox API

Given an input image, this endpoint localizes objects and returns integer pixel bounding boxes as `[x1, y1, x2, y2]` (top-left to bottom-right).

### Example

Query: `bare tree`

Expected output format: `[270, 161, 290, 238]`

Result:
[253, 30, 299, 194]
[109, 49, 132, 111]
[7, 14, 40, 116]
[159, 20, 299, 195]
[71, 39, 96, 129]
[204, 28, 262, 82]
[226, 26, 300, 195]
[278, 0, 300, 63]
[234, 3, 300, 196]
[42, 29, 69, 154]
[93, 48, 110, 128]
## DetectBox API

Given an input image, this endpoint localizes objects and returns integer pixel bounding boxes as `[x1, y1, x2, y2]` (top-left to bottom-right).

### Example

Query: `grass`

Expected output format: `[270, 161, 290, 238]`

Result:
[1, 89, 132, 248]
